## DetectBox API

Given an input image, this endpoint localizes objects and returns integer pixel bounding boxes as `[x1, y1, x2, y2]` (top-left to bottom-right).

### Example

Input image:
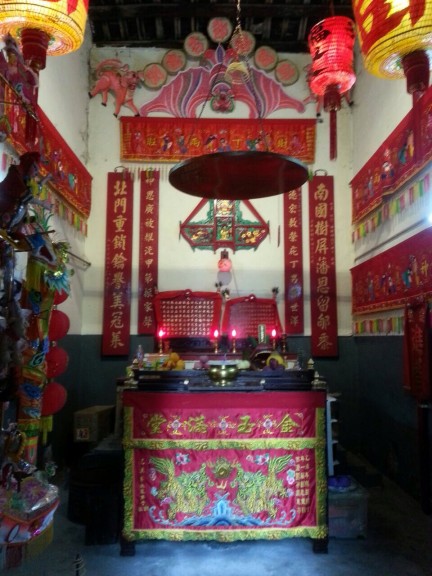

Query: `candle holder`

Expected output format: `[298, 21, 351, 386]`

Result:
[280, 333, 287, 354]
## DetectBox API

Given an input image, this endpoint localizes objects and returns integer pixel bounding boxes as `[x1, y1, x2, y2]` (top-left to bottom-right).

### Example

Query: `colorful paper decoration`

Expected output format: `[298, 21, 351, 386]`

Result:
[180, 199, 269, 253]
[308, 16, 356, 159]
[353, 0, 432, 91]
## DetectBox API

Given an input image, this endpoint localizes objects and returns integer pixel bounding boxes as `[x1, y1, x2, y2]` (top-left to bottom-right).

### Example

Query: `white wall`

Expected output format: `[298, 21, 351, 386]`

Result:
[6, 36, 422, 338]
[85, 47, 354, 336]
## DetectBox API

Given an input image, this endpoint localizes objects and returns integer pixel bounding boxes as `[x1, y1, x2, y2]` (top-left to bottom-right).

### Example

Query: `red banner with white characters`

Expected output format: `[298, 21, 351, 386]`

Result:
[120, 117, 316, 164]
[284, 189, 304, 334]
[351, 227, 432, 315]
[122, 390, 327, 542]
[102, 171, 134, 355]
[137, 170, 160, 334]
[309, 175, 338, 357]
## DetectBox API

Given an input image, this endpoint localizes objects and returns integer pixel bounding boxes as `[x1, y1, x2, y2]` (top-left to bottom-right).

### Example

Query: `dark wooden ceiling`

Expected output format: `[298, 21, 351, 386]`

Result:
[88, 0, 355, 54]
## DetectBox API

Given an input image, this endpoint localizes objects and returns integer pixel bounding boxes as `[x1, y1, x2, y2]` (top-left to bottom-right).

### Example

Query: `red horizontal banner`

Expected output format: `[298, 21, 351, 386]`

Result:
[351, 226, 432, 315]
[120, 117, 316, 164]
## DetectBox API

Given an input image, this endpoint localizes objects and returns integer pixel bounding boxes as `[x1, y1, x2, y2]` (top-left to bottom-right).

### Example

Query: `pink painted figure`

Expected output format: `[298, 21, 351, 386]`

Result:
[89, 59, 143, 117]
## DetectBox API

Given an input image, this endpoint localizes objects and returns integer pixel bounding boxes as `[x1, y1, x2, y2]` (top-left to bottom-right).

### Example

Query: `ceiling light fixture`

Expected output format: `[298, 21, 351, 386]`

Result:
[169, 0, 309, 201]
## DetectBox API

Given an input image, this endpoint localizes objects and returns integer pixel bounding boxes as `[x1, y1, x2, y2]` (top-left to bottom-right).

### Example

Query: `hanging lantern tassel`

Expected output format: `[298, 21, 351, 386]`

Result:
[308, 16, 356, 161]
[324, 85, 341, 160]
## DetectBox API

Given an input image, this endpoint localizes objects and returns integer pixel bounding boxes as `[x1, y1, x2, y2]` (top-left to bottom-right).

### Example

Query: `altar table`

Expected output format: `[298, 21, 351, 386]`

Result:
[121, 387, 328, 553]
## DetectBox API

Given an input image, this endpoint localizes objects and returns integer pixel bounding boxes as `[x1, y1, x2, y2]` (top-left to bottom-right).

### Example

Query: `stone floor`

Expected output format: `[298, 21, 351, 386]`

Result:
[3, 460, 432, 576]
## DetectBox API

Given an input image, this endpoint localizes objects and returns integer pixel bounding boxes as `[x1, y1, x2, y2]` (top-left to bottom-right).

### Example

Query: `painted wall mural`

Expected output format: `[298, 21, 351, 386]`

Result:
[88, 18, 320, 121]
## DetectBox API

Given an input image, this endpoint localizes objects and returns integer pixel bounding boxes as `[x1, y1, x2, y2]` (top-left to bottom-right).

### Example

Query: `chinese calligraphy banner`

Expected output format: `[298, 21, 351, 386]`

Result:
[351, 227, 432, 315]
[138, 170, 160, 335]
[122, 390, 327, 542]
[309, 176, 338, 357]
[102, 171, 134, 355]
[284, 190, 304, 334]
[120, 117, 316, 164]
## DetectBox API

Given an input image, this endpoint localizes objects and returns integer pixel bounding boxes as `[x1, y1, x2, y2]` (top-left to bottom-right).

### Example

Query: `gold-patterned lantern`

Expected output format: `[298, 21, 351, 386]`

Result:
[353, 0, 432, 96]
[0, 0, 89, 70]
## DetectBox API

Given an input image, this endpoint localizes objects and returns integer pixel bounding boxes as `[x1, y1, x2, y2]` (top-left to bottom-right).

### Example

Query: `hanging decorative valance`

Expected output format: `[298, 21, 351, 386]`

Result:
[351, 84, 432, 225]
[351, 227, 432, 315]
[120, 117, 316, 164]
[3, 86, 92, 233]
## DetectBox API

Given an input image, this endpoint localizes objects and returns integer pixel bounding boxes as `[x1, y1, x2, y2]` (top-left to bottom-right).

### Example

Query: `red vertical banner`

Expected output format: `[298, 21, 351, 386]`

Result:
[309, 175, 338, 357]
[283, 189, 304, 334]
[102, 171, 134, 355]
[138, 170, 160, 334]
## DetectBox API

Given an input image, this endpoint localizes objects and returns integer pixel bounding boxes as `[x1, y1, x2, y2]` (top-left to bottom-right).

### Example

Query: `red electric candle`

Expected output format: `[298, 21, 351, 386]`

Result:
[213, 329, 219, 353]
[231, 328, 237, 353]
[158, 329, 164, 353]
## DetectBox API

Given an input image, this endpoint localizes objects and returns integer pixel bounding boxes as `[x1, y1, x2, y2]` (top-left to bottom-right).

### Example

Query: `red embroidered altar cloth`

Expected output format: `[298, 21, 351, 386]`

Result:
[122, 390, 327, 542]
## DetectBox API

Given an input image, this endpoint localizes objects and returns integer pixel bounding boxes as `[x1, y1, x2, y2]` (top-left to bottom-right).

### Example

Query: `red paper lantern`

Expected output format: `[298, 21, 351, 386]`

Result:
[48, 309, 70, 342]
[308, 16, 356, 160]
[45, 345, 69, 378]
[41, 381, 67, 416]
[53, 290, 69, 306]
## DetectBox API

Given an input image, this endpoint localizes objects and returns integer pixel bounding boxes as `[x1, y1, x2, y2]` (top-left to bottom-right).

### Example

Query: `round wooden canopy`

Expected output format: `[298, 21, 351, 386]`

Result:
[168, 151, 309, 200]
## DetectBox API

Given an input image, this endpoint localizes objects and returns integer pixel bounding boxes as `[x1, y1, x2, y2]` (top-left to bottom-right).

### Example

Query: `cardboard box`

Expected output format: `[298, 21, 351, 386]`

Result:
[74, 405, 114, 442]
[328, 482, 368, 539]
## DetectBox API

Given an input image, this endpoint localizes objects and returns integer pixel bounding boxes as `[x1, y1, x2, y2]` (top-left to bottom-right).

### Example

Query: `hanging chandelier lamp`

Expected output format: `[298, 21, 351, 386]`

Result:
[352, 0, 432, 99]
[168, 0, 309, 201]
[307, 16, 356, 161]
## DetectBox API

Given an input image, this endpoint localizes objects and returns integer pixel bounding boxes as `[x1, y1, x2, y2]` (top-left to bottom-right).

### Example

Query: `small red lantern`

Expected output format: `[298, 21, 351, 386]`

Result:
[45, 345, 69, 378]
[48, 309, 70, 342]
[308, 16, 356, 160]
[41, 381, 67, 416]
[53, 290, 69, 306]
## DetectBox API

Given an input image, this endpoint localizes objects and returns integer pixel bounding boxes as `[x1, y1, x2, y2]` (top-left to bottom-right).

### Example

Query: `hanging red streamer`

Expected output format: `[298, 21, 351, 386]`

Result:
[137, 170, 160, 335]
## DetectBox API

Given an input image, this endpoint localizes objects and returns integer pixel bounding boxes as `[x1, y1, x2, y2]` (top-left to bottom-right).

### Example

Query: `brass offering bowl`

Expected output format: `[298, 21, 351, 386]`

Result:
[207, 362, 239, 386]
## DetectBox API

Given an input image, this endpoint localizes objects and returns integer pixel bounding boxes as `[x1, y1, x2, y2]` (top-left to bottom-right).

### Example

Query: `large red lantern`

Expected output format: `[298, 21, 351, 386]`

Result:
[308, 16, 356, 160]
[48, 309, 70, 342]
[45, 345, 69, 379]
[352, 0, 432, 165]
[352, 0, 432, 96]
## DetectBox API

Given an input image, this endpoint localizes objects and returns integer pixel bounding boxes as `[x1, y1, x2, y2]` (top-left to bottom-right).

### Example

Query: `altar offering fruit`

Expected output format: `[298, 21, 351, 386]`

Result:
[265, 352, 285, 367]
[162, 352, 184, 370]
